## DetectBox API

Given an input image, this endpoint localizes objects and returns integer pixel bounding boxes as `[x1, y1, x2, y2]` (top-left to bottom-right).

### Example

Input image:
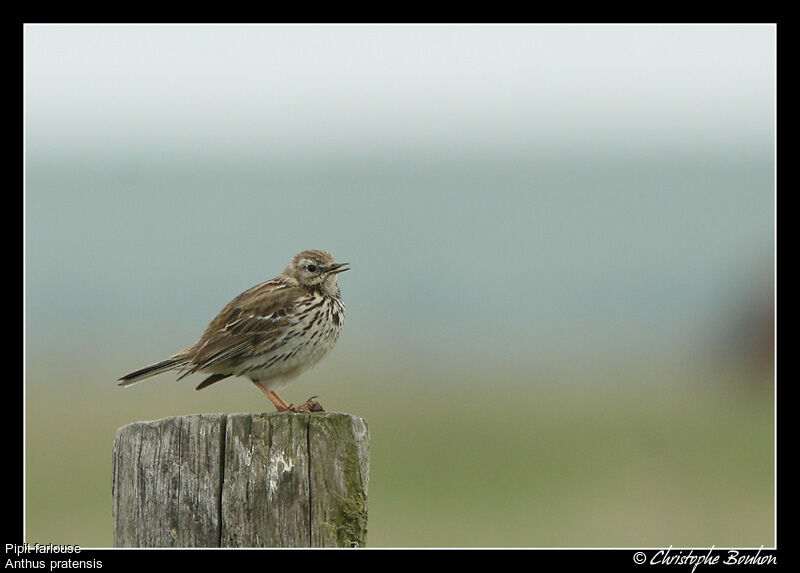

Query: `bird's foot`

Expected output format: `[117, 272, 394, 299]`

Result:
[288, 395, 325, 413]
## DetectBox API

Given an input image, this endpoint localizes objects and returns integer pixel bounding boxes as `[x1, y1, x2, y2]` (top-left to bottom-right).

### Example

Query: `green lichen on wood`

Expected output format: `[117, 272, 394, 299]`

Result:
[330, 424, 369, 546]
[324, 487, 368, 547]
[308, 413, 370, 547]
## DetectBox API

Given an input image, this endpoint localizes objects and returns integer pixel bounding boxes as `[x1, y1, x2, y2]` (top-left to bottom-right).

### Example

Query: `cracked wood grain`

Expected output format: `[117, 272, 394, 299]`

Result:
[113, 412, 369, 547]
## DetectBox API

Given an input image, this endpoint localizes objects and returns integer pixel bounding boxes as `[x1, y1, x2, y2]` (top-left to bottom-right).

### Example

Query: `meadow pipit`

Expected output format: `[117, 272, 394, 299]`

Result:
[118, 250, 348, 412]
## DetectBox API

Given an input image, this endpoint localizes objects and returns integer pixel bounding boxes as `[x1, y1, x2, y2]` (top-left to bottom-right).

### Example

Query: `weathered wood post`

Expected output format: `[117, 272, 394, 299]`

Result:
[112, 412, 369, 547]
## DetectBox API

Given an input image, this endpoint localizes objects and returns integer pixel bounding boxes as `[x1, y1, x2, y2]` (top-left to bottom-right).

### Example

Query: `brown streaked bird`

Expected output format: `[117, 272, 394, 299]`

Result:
[118, 250, 348, 412]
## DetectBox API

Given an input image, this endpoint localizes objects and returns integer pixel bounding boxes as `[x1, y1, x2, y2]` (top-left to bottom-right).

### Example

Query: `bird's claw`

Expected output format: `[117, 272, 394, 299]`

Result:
[288, 396, 325, 413]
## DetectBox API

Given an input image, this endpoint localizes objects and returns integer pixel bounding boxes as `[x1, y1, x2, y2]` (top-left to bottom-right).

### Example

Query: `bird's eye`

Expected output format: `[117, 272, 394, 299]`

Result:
[307, 264, 317, 272]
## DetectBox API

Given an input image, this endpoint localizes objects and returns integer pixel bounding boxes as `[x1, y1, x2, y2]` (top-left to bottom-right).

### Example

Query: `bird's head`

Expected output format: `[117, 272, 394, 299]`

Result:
[284, 250, 349, 294]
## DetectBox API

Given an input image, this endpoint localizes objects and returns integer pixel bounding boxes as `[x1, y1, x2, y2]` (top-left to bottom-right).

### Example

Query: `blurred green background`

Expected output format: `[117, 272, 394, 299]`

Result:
[24, 24, 774, 547]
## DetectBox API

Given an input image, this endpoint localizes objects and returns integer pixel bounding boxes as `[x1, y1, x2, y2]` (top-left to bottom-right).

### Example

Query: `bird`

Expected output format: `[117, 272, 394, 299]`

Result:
[118, 249, 349, 412]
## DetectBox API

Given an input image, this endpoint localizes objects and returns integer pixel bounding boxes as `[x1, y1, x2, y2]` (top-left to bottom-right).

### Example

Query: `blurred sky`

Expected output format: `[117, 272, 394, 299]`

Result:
[24, 24, 775, 384]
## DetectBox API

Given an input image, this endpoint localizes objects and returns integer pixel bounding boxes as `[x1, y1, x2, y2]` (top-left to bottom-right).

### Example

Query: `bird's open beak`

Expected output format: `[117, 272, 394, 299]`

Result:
[325, 263, 350, 275]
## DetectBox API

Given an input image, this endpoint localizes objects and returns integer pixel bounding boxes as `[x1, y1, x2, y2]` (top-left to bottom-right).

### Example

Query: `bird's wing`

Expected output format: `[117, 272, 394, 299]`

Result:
[177, 280, 310, 379]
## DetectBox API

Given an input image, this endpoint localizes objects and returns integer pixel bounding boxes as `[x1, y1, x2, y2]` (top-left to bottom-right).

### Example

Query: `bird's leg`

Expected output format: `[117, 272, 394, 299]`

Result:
[252, 381, 322, 412]
[269, 390, 292, 411]
[252, 380, 291, 412]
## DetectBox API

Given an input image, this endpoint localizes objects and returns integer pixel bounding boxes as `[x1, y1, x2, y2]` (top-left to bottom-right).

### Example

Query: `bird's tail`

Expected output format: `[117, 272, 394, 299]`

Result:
[118, 354, 190, 387]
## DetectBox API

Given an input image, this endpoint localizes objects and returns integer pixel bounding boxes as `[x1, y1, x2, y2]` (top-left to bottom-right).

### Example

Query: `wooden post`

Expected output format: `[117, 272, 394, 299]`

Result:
[112, 412, 369, 548]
